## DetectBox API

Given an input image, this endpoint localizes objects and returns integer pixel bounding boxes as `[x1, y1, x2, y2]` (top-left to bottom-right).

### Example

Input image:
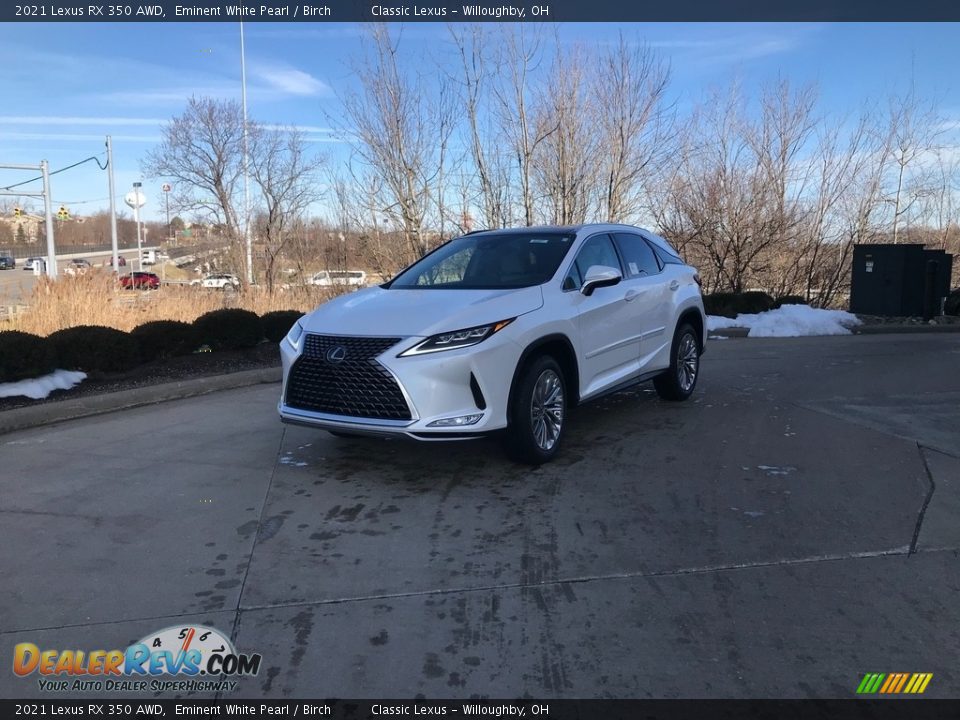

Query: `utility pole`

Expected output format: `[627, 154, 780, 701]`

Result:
[106, 136, 119, 272]
[133, 182, 143, 272]
[0, 161, 56, 277]
[240, 20, 254, 286]
[40, 160, 57, 278]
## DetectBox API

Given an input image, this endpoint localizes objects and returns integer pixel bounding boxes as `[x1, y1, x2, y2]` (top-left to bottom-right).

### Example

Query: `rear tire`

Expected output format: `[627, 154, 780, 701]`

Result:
[653, 323, 700, 401]
[504, 355, 567, 465]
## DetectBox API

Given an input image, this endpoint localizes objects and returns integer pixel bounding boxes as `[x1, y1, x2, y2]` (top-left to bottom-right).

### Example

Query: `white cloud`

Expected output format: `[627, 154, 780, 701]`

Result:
[262, 123, 333, 134]
[253, 65, 330, 97]
[0, 132, 160, 142]
[0, 116, 166, 126]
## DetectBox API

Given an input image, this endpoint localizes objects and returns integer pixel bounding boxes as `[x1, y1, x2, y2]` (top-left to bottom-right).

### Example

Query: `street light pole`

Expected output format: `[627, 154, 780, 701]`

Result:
[40, 160, 57, 278]
[133, 182, 143, 272]
[240, 20, 254, 286]
[106, 136, 120, 272]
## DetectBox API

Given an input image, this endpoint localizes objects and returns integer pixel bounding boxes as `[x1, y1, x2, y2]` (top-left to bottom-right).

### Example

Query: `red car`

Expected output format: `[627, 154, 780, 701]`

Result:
[119, 272, 160, 290]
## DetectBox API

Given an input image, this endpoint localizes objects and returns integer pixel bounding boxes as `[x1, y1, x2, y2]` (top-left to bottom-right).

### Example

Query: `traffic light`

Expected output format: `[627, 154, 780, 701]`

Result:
[57, 206, 69, 221]
[13, 207, 21, 218]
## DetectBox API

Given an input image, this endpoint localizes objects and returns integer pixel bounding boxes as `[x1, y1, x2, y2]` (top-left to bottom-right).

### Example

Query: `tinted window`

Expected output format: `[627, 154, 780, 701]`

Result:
[613, 233, 660, 277]
[565, 234, 622, 291]
[643, 231, 683, 260]
[652, 244, 683, 266]
[390, 232, 574, 290]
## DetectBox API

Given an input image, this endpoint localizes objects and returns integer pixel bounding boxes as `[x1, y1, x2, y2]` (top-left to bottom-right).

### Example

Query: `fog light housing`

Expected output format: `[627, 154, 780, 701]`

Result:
[427, 413, 483, 427]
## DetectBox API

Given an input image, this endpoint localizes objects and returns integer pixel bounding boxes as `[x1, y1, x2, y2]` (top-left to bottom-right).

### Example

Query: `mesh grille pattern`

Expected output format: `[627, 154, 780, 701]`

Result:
[285, 334, 410, 420]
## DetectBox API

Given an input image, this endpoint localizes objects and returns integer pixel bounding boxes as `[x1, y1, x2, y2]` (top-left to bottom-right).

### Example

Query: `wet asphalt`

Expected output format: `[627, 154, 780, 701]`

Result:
[1, 333, 959, 699]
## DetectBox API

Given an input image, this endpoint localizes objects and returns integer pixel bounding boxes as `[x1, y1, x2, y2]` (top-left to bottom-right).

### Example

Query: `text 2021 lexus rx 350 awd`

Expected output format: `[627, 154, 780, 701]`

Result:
[279, 224, 706, 464]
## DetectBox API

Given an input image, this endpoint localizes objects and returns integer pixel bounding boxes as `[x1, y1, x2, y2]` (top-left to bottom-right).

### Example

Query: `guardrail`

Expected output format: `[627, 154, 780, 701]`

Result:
[0, 304, 28, 320]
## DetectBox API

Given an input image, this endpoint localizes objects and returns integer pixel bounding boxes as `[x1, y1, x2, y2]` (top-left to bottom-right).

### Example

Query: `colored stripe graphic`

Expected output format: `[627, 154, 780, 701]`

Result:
[893, 673, 909, 693]
[856, 672, 932, 694]
[879, 674, 897, 694]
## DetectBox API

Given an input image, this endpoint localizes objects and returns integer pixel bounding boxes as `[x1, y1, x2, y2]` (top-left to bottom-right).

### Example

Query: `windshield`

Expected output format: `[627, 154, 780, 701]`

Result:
[389, 232, 575, 290]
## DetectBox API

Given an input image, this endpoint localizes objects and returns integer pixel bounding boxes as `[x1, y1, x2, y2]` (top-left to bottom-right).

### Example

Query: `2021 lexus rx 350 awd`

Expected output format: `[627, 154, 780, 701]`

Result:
[279, 224, 705, 464]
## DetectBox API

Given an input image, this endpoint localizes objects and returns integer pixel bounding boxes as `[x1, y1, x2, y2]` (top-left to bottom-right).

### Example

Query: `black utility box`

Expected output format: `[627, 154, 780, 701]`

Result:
[850, 244, 953, 318]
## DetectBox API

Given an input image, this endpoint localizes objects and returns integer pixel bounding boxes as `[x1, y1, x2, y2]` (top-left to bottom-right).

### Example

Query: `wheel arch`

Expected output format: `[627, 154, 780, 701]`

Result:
[677, 307, 705, 353]
[508, 334, 581, 410]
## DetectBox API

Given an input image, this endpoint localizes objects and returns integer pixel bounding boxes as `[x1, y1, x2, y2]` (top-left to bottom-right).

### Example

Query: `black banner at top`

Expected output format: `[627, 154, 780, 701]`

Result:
[4, 0, 960, 22]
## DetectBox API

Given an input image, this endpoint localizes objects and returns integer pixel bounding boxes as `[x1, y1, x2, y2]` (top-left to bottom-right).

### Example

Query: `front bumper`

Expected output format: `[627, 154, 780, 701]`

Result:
[278, 330, 521, 440]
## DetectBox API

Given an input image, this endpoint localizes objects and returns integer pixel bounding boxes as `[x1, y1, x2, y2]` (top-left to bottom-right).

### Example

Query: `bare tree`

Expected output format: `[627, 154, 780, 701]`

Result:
[593, 35, 672, 222]
[448, 25, 513, 229]
[249, 126, 325, 292]
[492, 27, 556, 226]
[337, 25, 455, 268]
[143, 97, 245, 238]
[533, 46, 597, 225]
[883, 85, 946, 244]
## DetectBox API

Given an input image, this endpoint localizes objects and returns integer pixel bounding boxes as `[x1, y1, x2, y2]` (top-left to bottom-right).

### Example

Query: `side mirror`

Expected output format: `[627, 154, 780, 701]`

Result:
[581, 265, 622, 296]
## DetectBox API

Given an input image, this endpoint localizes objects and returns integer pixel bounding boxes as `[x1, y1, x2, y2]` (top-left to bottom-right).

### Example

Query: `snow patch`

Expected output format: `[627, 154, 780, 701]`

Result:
[707, 305, 861, 337]
[0, 370, 87, 400]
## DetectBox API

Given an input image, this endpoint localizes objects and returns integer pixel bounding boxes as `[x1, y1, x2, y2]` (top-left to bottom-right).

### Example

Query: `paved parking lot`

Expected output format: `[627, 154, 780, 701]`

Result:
[1, 333, 959, 699]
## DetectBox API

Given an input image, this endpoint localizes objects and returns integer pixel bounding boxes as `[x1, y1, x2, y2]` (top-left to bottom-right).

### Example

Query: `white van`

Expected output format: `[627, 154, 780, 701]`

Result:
[141, 250, 157, 265]
[308, 270, 367, 287]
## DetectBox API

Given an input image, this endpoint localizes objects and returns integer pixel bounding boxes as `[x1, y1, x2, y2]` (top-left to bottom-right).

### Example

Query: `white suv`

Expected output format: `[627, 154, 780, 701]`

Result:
[279, 224, 705, 464]
[195, 273, 241, 289]
[308, 270, 367, 287]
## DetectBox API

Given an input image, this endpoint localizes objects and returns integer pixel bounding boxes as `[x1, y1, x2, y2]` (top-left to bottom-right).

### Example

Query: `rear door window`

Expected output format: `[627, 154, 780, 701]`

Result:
[613, 233, 661, 278]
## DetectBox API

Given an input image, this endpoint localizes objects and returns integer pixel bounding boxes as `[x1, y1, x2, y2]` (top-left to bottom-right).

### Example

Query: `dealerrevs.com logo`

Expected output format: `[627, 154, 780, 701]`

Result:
[13, 625, 261, 693]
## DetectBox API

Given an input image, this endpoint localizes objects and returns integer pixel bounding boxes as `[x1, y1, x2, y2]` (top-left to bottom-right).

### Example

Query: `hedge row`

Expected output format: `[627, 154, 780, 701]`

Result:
[0, 309, 303, 384]
[946, 288, 960, 317]
[703, 292, 807, 319]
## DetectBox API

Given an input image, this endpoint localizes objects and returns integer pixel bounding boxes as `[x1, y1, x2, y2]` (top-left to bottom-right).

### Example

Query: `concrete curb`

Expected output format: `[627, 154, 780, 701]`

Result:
[853, 324, 960, 335]
[0, 366, 282, 436]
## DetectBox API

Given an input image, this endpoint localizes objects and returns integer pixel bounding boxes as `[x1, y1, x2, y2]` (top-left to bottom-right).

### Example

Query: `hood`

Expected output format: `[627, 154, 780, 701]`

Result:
[302, 286, 544, 338]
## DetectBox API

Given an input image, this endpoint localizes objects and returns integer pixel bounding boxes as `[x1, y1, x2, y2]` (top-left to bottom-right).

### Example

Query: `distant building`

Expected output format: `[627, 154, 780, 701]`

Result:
[0, 213, 42, 243]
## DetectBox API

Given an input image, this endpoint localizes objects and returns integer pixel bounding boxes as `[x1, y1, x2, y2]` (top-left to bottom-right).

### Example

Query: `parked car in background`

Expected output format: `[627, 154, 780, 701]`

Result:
[141, 250, 157, 265]
[119, 271, 160, 290]
[23, 257, 45, 271]
[192, 273, 241, 290]
[0, 254, 15, 269]
[279, 223, 706, 464]
[63, 259, 91, 276]
[308, 270, 367, 287]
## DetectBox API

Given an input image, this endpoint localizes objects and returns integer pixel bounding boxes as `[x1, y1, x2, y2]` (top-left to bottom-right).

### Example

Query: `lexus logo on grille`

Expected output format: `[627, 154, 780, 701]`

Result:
[325, 345, 348, 364]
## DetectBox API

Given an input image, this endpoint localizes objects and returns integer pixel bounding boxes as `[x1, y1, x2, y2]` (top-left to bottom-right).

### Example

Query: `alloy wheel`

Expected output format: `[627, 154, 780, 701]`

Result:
[677, 333, 699, 392]
[530, 369, 564, 451]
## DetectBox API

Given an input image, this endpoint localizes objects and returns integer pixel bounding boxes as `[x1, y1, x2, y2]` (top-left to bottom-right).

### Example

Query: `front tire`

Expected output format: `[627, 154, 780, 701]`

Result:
[653, 323, 700, 401]
[505, 355, 567, 465]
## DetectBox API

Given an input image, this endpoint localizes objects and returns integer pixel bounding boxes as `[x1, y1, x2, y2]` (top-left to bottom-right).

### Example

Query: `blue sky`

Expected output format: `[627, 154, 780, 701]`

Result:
[0, 22, 957, 222]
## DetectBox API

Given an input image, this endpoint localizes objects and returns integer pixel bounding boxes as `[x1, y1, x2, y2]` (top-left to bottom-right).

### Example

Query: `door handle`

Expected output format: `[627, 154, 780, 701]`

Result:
[669, 280, 680, 291]
[624, 289, 641, 302]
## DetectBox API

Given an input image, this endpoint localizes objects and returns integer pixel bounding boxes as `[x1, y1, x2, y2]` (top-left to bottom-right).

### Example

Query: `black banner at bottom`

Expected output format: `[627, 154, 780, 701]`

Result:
[4, 700, 960, 720]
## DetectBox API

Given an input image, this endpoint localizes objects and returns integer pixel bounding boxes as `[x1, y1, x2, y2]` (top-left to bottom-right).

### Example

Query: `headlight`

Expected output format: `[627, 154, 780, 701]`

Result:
[399, 319, 514, 357]
[285, 319, 305, 350]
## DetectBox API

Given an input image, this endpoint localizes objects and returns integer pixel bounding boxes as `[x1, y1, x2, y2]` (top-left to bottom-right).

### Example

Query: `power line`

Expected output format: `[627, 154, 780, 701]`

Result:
[1, 153, 108, 192]
[51, 197, 111, 205]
